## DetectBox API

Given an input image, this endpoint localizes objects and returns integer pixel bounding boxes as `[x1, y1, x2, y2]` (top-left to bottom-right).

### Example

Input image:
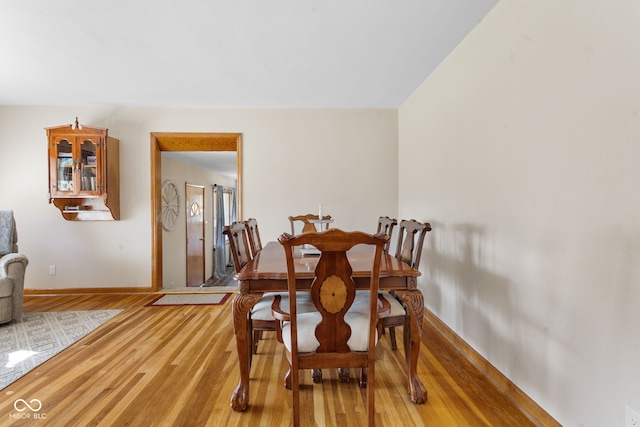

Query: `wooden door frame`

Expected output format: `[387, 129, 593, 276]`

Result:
[150, 132, 242, 291]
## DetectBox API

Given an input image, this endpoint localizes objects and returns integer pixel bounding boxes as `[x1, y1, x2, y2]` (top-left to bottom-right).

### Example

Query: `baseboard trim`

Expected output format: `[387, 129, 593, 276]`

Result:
[25, 287, 153, 295]
[423, 307, 560, 427]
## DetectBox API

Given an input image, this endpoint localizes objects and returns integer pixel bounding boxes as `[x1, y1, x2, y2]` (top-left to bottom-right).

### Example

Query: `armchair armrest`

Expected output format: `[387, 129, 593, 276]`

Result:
[0, 253, 28, 277]
[0, 252, 28, 322]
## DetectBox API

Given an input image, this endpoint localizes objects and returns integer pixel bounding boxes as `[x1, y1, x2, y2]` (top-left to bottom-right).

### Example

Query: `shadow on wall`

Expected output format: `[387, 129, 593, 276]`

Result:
[420, 220, 552, 394]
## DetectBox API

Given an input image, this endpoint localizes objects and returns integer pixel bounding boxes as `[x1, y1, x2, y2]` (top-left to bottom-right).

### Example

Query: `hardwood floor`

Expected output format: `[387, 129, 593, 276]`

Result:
[1, 294, 540, 426]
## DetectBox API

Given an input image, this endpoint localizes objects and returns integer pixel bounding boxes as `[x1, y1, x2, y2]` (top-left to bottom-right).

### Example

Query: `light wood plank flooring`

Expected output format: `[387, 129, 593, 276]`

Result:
[0, 294, 538, 426]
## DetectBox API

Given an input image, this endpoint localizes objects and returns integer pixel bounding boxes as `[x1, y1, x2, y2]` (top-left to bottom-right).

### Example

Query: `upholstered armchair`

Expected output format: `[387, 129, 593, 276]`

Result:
[0, 211, 28, 324]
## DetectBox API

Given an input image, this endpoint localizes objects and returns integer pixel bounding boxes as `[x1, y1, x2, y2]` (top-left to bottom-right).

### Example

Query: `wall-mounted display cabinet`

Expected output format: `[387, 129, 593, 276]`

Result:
[46, 118, 120, 220]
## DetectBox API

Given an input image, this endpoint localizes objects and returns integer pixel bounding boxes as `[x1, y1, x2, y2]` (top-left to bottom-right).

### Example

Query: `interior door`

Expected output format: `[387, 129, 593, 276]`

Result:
[186, 184, 205, 287]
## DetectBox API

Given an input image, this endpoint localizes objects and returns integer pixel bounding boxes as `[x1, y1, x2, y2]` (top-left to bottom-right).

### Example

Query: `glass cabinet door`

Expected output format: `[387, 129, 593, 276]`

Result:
[79, 138, 100, 193]
[51, 136, 102, 195]
[54, 138, 74, 193]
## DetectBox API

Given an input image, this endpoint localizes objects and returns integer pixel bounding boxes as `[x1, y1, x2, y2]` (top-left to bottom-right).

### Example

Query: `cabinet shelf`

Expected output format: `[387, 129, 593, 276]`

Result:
[51, 196, 118, 221]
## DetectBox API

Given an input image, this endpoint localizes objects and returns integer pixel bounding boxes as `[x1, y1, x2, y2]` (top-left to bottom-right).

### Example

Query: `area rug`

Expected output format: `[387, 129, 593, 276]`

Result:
[0, 310, 123, 390]
[147, 293, 231, 306]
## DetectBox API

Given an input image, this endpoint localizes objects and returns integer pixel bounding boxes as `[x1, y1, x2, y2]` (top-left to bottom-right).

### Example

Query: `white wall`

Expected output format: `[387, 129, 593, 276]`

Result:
[0, 106, 398, 290]
[398, 1, 640, 425]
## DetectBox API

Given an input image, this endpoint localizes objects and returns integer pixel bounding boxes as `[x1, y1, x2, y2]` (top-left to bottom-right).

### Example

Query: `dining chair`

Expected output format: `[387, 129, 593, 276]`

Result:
[223, 221, 253, 273]
[381, 219, 432, 350]
[288, 214, 332, 235]
[224, 221, 313, 355]
[376, 216, 397, 253]
[224, 221, 275, 355]
[272, 228, 389, 427]
[243, 218, 263, 258]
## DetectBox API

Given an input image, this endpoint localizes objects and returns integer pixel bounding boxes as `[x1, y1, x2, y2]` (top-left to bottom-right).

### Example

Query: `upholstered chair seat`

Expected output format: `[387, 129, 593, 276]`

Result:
[251, 292, 315, 322]
[378, 292, 406, 317]
[281, 293, 383, 353]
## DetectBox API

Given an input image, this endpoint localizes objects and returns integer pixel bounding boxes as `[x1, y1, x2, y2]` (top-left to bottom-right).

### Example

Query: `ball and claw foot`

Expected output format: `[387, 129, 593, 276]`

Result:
[231, 384, 249, 412]
[409, 376, 428, 404]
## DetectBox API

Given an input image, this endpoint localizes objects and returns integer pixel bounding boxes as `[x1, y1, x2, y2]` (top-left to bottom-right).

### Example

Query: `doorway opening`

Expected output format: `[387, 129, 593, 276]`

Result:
[150, 132, 242, 292]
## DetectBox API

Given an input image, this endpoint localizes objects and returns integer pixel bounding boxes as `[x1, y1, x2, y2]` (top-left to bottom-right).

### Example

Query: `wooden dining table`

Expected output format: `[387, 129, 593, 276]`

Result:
[230, 241, 428, 412]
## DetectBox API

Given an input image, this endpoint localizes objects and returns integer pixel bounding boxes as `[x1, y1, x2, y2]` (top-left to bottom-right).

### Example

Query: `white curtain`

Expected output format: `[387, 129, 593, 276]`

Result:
[230, 187, 237, 224]
[212, 185, 233, 279]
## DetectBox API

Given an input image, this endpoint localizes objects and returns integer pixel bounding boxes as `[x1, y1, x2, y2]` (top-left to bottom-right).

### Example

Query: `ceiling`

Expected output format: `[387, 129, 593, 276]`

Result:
[2, 1, 497, 176]
[0, 0, 497, 109]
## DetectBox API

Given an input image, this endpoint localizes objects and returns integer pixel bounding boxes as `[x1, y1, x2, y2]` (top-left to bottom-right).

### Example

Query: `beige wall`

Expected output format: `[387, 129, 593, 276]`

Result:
[398, 0, 640, 425]
[0, 106, 398, 290]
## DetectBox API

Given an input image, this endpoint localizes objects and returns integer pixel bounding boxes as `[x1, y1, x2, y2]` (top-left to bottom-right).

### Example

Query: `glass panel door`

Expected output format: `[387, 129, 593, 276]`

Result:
[56, 138, 74, 192]
[80, 139, 98, 192]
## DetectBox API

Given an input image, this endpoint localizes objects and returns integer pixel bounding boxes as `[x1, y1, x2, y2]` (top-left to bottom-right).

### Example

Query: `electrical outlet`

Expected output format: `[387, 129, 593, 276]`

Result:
[627, 405, 640, 427]
[49, 265, 56, 276]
